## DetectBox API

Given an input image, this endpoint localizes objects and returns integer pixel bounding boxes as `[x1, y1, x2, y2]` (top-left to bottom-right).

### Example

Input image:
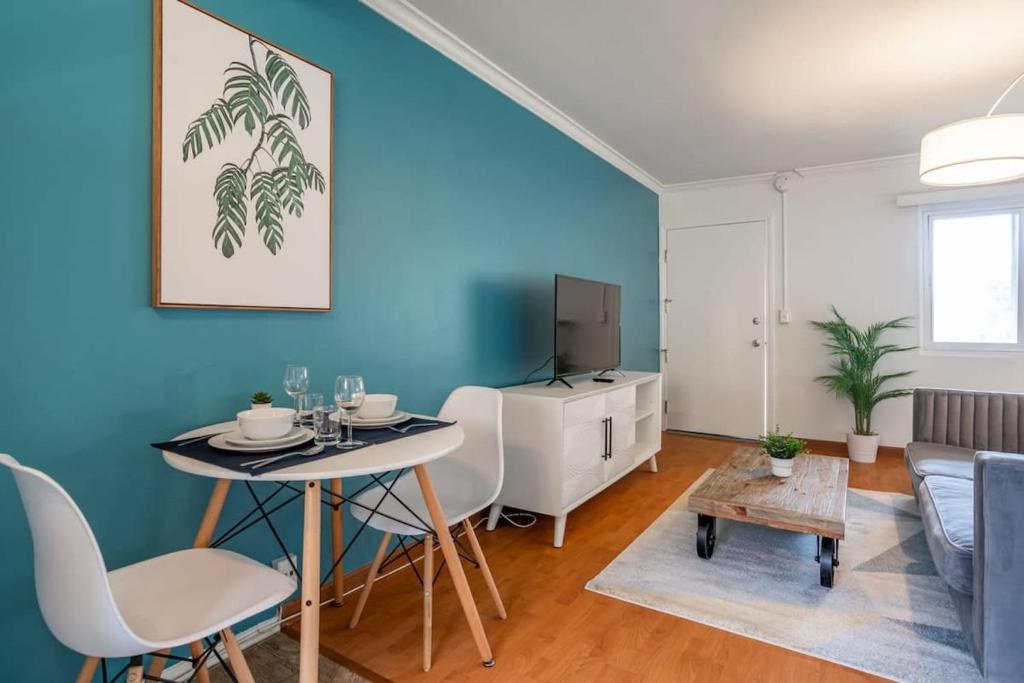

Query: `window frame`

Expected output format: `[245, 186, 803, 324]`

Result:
[921, 202, 1024, 354]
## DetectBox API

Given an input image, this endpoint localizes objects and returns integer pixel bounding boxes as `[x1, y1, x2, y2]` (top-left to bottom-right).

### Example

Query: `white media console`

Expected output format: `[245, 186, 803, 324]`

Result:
[487, 371, 662, 547]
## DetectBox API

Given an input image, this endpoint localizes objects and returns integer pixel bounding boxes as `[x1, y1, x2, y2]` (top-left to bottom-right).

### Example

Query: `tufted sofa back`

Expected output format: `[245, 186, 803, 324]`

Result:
[913, 388, 1024, 454]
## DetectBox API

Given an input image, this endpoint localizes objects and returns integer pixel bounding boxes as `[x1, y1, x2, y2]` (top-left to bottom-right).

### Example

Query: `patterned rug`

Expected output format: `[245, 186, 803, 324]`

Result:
[586, 471, 981, 682]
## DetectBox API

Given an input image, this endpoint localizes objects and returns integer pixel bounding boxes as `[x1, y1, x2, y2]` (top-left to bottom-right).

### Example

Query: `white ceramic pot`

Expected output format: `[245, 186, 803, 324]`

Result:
[250, 402, 272, 410]
[847, 432, 881, 463]
[770, 456, 795, 477]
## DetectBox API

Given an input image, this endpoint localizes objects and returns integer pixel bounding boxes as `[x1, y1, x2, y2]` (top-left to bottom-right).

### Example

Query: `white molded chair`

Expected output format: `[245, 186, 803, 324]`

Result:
[0, 453, 295, 682]
[347, 386, 507, 671]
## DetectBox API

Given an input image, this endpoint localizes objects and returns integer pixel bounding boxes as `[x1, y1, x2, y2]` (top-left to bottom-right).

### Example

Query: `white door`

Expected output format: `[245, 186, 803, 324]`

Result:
[665, 221, 767, 439]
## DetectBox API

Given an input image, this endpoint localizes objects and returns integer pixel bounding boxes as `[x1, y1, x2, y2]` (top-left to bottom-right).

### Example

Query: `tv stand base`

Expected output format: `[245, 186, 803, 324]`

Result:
[547, 376, 574, 389]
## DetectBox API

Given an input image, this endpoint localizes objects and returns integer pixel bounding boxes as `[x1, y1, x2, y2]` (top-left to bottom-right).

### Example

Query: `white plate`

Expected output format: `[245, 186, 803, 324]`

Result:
[209, 428, 313, 453]
[331, 410, 410, 428]
[224, 426, 308, 447]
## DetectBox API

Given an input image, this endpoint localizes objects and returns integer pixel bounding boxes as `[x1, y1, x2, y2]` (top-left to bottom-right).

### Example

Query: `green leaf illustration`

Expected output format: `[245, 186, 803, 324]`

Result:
[264, 114, 306, 171]
[223, 61, 272, 134]
[182, 98, 233, 161]
[213, 164, 247, 258]
[265, 50, 311, 129]
[272, 166, 304, 218]
[251, 171, 284, 254]
[304, 162, 326, 193]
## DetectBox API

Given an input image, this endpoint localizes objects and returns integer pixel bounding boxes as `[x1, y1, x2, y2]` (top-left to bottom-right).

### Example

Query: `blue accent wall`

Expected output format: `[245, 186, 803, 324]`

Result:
[0, 0, 658, 677]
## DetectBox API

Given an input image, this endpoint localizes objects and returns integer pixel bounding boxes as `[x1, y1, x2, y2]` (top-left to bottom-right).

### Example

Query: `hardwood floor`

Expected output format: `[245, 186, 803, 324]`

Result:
[285, 432, 913, 682]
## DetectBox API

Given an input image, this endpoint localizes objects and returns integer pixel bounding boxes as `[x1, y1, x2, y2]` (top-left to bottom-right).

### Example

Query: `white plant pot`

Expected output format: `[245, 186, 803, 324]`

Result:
[847, 432, 880, 463]
[770, 456, 795, 477]
[251, 402, 272, 410]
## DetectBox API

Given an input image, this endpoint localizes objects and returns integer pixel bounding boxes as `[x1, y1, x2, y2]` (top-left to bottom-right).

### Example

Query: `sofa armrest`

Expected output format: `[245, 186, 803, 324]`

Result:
[913, 388, 1024, 454]
[974, 451, 1024, 680]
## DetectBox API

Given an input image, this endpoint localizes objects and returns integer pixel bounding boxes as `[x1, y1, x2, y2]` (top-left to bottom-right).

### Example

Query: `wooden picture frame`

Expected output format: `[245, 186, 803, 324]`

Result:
[152, 0, 333, 311]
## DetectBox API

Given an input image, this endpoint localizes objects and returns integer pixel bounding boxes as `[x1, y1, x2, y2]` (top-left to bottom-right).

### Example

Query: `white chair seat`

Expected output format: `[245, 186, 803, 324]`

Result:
[108, 548, 295, 649]
[350, 459, 491, 536]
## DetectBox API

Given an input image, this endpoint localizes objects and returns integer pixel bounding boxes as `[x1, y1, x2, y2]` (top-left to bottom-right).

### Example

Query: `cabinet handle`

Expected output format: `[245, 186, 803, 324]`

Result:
[601, 417, 609, 460]
[608, 416, 613, 459]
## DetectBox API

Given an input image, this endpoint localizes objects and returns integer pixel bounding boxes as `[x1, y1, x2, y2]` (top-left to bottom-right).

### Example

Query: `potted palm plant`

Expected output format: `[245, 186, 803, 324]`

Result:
[759, 427, 807, 477]
[811, 306, 916, 463]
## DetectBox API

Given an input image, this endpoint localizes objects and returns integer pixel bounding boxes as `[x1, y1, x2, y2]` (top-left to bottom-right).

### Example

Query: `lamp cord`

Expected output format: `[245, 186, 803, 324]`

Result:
[986, 69, 1024, 116]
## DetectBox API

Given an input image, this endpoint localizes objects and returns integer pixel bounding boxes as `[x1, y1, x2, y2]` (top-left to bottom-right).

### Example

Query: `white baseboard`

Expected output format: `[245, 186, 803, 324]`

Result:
[160, 611, 281, 681]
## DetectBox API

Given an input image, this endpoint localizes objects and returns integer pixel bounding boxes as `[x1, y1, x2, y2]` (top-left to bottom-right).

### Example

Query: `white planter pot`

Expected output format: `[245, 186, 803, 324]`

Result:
[769, 456, 795, 477]
[251, 402, 272, 410]
[847, 432, 880, 463]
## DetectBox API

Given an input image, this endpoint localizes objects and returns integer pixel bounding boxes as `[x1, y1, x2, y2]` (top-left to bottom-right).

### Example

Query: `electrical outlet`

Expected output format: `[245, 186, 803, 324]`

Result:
[272, 553, 298, 580]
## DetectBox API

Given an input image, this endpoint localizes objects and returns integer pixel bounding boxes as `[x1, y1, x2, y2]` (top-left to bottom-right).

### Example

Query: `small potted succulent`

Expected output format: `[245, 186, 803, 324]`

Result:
[250, 391, 273, 410]
[759, 427, 807, 478]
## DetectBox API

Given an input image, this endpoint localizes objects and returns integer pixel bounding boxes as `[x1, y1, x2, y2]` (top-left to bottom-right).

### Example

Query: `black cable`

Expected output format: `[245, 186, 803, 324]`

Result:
[523, 354, 554, 384]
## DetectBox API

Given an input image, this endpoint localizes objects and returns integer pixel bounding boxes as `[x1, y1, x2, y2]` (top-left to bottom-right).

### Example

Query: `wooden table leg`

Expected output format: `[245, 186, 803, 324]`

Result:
[330, 478, 344, 605]
[299, 480, 322, 683]
[423, 533, 434, 672]
[76, 656, 99, 683]
[413, 465, 494, 666]
[148, 479, 232, 682]
[221, 628, 256, 683]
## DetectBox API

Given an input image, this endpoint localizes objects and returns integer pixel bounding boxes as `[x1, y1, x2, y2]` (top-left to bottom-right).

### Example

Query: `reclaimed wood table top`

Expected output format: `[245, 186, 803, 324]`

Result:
[687, 447, 848, 539]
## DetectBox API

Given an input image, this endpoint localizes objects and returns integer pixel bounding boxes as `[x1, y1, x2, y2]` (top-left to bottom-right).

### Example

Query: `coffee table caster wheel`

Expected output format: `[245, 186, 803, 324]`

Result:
[696, 514, 716, 559]
[820, 537, 836, 588]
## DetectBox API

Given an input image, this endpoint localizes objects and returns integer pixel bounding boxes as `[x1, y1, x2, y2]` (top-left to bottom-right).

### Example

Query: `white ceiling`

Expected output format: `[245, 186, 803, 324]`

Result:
[405, 0, 1024, 185]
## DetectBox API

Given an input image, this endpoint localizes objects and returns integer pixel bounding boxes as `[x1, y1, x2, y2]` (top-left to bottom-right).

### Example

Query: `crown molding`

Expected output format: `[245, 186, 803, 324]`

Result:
[660, 152, 922, 193]
[358, 0, 665, 193]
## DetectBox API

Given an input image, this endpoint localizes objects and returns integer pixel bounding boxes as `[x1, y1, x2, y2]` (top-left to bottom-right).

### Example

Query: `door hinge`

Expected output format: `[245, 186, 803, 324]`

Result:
[660, 347, 669, 364]
[663, 248, 668, 263]
[663, 399, 668, 413]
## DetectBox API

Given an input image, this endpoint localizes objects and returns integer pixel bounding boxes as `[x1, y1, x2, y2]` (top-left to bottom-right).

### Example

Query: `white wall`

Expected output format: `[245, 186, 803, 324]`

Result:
[660, 156, 1024, 446]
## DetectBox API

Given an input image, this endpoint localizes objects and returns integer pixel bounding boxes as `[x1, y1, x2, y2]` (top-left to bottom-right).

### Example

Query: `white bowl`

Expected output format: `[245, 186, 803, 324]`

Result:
[237, 407, 295, 440]
[358, 394, 398, 419]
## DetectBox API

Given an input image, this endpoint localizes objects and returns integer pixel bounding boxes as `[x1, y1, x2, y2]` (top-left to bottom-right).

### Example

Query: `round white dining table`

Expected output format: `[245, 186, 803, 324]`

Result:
[150, 420, 493, 683]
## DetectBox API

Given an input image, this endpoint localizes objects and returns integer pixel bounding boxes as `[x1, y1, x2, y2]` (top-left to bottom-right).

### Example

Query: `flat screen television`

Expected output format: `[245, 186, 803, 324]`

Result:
[553, 274, 621, 385]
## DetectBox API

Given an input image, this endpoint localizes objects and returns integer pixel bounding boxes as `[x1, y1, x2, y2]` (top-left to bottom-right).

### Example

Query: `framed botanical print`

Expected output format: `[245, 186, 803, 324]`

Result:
[153, 0, 333, 310]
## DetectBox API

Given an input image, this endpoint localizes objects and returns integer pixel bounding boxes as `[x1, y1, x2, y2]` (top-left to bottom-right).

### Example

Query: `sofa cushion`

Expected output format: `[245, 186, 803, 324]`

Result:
[919, 475, 975, 595]
[906, 441, 976, 481]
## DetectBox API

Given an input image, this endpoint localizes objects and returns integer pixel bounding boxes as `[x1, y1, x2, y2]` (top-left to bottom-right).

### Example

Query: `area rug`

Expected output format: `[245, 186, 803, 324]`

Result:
[585, 471, 980, 682]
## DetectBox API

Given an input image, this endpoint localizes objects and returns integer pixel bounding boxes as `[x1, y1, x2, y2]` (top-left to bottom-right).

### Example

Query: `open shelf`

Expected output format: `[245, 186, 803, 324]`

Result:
[635, 408, 657, 422]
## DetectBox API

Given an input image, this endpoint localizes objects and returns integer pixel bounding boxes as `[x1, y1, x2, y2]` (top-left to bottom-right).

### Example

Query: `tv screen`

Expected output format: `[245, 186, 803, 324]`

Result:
[554, 274, 621, 378]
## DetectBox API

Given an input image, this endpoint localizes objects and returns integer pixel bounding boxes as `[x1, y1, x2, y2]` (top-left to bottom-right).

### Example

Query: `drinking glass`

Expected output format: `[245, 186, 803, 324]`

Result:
[334, 375, 366, 449]
[283, 365, 310, 424]
[312, 404, 341, 447]
[297, 392, 323, 427]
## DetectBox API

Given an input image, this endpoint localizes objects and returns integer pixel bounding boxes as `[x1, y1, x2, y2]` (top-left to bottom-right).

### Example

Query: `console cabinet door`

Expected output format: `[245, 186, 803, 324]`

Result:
[562, 395, 606, 507]
[604, 408, 637, 480]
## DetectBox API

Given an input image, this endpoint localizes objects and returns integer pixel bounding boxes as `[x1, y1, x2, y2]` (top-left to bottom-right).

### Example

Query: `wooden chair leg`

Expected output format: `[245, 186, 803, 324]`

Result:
[221, 628, 256, 683]
[423, 533, 434, 672]
[462, 519, 507, 619]
[330, 478, 344, 605]
[76, 656, 99, 683]
[349, 532, 391, 628]
[146, 651, 169, 679]
[414, 465, 494, 665]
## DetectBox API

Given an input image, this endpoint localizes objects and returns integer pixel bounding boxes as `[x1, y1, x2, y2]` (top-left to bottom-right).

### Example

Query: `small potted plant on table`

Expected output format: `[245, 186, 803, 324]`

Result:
[759, 427, 807, 477]
[250, 391, 274, 410]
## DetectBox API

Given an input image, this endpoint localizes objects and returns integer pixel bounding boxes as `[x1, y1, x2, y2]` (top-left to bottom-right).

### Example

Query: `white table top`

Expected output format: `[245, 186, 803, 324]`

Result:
[162, 420, 464, 481]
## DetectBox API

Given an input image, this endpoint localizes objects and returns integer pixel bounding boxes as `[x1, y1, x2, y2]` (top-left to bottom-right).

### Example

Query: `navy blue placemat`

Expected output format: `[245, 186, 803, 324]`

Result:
[153, 417, 454, 475]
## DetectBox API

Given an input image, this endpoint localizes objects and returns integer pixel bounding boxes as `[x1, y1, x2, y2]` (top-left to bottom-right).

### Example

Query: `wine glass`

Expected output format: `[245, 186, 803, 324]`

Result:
[283, 365, 310, 425]
[334, 375, 366, 449]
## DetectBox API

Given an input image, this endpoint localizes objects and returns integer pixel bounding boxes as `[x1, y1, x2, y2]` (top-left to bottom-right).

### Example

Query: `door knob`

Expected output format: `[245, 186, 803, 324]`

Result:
[752, 339, 763, 347]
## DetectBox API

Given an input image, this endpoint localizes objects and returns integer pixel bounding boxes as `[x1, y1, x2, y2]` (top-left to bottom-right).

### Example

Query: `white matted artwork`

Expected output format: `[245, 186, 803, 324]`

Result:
[153, 0, 332, 310]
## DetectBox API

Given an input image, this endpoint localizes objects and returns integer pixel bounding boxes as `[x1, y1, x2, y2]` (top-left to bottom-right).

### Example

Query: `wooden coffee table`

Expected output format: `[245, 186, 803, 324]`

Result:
[687, 447, 849, 587]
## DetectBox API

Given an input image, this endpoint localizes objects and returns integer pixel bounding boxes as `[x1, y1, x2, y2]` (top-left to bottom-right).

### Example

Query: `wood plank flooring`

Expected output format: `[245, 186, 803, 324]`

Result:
[285, 432, 913, 681]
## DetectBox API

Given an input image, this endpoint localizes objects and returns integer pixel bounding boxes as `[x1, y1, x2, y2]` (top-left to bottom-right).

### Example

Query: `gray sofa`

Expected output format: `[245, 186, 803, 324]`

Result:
[906, 388, 1024, 681]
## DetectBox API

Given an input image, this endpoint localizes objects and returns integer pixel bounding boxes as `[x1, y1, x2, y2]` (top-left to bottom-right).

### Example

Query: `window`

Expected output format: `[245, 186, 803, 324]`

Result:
[924, 206, 1023, 352]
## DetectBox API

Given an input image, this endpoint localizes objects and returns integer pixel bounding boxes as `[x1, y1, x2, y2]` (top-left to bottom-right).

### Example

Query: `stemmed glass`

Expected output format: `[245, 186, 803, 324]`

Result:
[283, 365, 310, 425]
[334, 375, 366, 449]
